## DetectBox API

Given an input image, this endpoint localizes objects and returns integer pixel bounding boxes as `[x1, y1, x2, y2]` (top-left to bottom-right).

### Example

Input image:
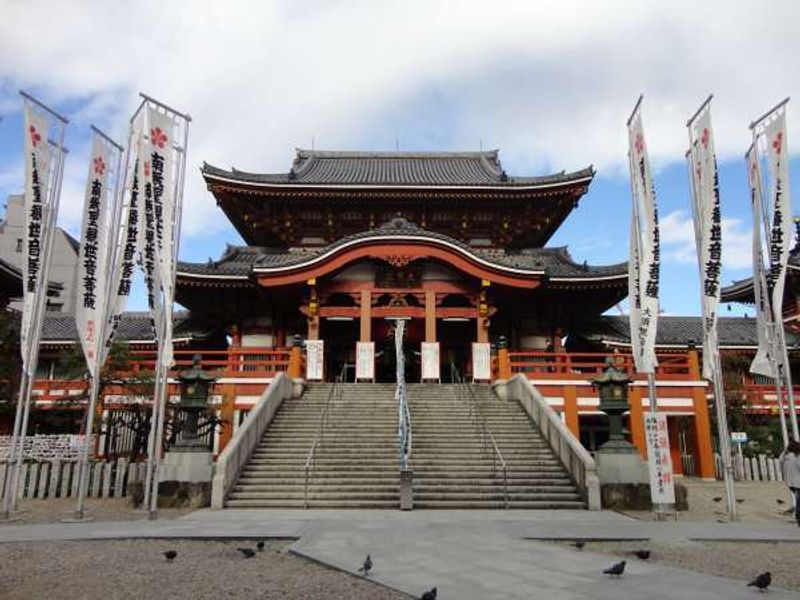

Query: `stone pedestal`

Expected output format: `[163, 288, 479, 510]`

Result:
[491, 379, 509, 401]
[595, 451, 650, 485]
[157, 451, 213, 508]
[400, 469, 413, 510]
[292, 378, 306, 399]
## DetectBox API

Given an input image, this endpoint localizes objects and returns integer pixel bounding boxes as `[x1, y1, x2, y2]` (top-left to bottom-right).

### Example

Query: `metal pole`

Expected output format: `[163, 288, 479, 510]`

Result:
[775, 323, 799, 440]
[749, 97, 790, 130]
[713, 351, 738, 519]
[2, 375, 29, 517]
[626, 94, 644, 126]
[73, 374, 101, 519]
[647, 372, 658, 412]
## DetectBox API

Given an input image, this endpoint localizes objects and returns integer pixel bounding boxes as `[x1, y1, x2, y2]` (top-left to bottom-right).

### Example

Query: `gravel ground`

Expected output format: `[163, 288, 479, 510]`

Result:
[623, 479, 798, 523]
[0, 539, 410, 600]
[1, 497, 194, 524]
[556, 539, 800, 592]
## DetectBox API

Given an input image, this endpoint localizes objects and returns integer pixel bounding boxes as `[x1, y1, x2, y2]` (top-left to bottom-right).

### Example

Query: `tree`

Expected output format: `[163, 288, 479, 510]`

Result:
[0, 310, 21, 429]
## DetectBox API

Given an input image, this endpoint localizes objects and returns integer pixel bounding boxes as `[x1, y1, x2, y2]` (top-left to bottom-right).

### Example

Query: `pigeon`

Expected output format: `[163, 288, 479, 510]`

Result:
[237, 547, 256, 558]
[163, 550, 177, 562]
[736, 498, 745, 504]
[571, 540, 586, 550]
[358, 554, 373, 576]
[712, 496, 723, 503]
[602, 560, 626, 577]
[420, 587, 437, 600]
[257, 541, 265, 552]
[777, 498, 786, 505]
[633, 550, 650, 560]
[747, 571, 772, 592]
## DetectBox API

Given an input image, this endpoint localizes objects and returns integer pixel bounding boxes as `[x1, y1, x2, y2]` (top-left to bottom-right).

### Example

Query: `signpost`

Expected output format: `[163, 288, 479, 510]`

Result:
[644, 412, 676, 509]
[472, 343, 491, 381]
[306, 340, 324, 381]
[421, 342, 440, 382]
[355, 341, 375, 381]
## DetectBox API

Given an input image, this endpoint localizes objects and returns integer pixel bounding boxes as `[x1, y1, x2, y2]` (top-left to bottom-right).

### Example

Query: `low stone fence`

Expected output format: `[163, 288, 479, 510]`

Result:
[0, 434, 96, 461]
[714, 452, 784, 482]
[0, 458, 144, 500]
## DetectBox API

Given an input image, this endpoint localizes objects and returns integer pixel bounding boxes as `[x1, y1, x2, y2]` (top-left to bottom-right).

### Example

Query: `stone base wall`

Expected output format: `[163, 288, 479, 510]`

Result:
[600, 483, 689, 511]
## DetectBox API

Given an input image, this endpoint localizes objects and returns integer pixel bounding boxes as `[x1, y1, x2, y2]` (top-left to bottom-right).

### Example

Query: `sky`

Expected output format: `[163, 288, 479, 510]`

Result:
[1, 0, 799, 317]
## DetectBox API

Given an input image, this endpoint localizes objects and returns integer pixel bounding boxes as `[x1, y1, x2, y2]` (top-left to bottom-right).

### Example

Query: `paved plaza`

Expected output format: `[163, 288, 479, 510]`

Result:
[2, 508, 799, 599]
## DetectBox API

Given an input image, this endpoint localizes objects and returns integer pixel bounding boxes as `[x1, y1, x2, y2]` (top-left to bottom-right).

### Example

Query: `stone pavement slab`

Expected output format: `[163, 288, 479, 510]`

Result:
[2, 508, 799, 599]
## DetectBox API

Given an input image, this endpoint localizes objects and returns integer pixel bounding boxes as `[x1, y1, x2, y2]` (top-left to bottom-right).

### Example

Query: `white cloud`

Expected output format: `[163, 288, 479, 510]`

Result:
[660, 209, 751, 270]
[0, 0, 798, 238]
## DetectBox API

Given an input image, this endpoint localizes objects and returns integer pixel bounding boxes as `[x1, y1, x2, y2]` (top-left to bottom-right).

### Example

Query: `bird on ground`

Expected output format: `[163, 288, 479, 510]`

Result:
[163, 550, 177, 562]
[712, 496, 723, 503]
[358, 554, 373, 576]
[777, 498, 786, 505]
[633, 550, 650, 560]
[420, 586, 437, 600]
[257, 541, 265, 552]
[602, 561, 626, 578]
[737, 498, 745, 504]
[237, 547, 256, 558]
[571, 540, 586, 550]
[747, 571, 772, 592]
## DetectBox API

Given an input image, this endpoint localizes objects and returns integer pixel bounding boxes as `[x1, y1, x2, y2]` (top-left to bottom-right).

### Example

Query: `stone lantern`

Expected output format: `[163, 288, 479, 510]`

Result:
[175, 354, 216, 451]
[592, 357, 636, 454]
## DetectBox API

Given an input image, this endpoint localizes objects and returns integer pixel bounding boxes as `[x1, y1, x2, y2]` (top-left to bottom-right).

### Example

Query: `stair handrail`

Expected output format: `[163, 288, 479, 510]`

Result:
[303, 364, 347, 509]
[395, 320, 412, 470]
[449, 363, 509, 509]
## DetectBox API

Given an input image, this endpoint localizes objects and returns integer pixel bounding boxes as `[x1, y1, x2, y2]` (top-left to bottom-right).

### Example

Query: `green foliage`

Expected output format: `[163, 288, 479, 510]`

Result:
[0, 310, 21, 405]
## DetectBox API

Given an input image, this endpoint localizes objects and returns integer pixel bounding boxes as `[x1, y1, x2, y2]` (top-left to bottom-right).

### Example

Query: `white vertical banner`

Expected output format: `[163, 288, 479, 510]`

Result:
[627, 108, 660, 373]
[421, 342, 440, 381]
[356, 341, 375, 380]
[644, 412, 676, 505]
[689, 109, 722, 379]
[765, 112, 793, 325]
[472, 342, 491, 381]
[20, 107, 53, 375]
[747, 147, 776, 378]
[306, 340, 324, 380]
[76, 132, 114, 377]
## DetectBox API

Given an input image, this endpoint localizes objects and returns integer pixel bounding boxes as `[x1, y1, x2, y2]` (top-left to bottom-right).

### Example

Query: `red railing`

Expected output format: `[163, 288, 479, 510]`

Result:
[507, 351, 692, 379]
[740, 382, 800, 413]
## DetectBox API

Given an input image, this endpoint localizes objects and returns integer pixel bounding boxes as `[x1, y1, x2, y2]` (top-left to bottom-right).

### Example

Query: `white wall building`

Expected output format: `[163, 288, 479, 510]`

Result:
[0, 194, 79, 313]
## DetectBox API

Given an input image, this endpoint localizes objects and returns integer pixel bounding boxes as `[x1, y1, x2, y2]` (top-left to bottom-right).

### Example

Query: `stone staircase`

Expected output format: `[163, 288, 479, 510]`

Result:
[410, 384, 585, 509]
[226, 383, 400, 508]
[225, 382, 584, 509]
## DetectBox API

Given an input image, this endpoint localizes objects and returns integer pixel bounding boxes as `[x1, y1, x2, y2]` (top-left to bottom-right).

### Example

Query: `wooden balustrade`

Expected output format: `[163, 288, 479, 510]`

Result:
[506, 351, 691, 380]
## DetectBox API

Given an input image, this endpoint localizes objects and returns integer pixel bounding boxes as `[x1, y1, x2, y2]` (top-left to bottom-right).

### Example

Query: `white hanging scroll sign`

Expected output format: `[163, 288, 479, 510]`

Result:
[472, 342, 492, 381]
[644, 412, 676, 506]
[306, 339, 324, 381]
[355, 341, 375, 381]
[421, 342, 440, 382]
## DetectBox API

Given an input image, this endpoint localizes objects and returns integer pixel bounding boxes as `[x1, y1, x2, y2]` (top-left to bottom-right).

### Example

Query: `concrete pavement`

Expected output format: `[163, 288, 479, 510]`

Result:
[2, 509, 799, 599]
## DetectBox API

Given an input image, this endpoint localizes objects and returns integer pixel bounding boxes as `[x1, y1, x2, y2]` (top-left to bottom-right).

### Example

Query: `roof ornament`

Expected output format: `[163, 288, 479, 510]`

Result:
[288, 168, 296, 180]
[499, 170, 508, 182]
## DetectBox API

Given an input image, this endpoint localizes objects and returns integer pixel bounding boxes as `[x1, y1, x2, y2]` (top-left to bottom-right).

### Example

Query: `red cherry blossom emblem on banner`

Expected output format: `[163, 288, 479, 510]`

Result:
[29, 125, 42, 147]
[700, 128, 709, 149]
[634, 133, 644, 155]
[150, 127, 168, 149]
[93, 156, 106, 176]
[144, 161, 151, 177]
[773, 132, 783, 154]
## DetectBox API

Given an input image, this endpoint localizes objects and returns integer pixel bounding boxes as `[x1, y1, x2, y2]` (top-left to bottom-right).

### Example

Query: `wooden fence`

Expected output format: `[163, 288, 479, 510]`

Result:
[0, 458, 144, 500]
[713, 452, 785, 482]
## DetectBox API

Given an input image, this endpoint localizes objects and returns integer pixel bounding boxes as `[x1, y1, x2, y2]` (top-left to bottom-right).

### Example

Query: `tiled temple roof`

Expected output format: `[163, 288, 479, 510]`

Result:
[177, 218, 626, 281]
[721, 247, 800, 303]
[39, 311, 212, 343]
[202, 149, 594, 188]
[581, 315, 800, 349]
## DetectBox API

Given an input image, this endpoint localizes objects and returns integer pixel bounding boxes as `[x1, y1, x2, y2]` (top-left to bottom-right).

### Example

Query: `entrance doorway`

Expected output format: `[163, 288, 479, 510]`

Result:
[321, 318, 359, 382]
[438, 319, 473, 382]
[372, 318, 423, 383]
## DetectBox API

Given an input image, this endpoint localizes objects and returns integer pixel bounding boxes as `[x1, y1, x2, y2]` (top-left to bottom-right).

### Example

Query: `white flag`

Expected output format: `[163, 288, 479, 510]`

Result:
[747, 146, 776, 378]
[137, 124, 163, 324]
[689, 110, 722, 379]
[20, 105, 53, 375]
[76, 133, 114, 377]
[765, 112, 792, 326]
[628, 111, 660, 373]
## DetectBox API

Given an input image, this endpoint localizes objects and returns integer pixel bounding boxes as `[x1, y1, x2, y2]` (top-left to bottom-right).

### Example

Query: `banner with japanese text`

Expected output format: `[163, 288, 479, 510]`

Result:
[627, 110, 660, 373]
[356, 342, 375, 380]
[747, 146, 776, 378]
[472, 343, 491, 381]
[644, 412, 676, 505]
[765, 112, 792, 326]
[20, 104, 53, 374]
[306, 340, 324, 380]
[689, 110, 722, 379]
[76, 132, 113, 377]
[421, 342, 440, 381]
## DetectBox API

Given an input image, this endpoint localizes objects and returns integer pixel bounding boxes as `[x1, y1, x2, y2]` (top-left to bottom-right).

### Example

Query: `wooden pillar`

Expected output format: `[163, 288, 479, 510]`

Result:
[477, 281, 490, 343]
[497, 348, 511, 380]
[307, 278, 320, 341]
[217, 383, 236, 453]
[688, 348, 716, 480]
[627, 385, 646, 457]
[360, 289, 372, 342]
[425, 290, 436, 342]
[668, 416, 683, 476]
[288, 346, 303, 379]
[563, 385, 580, 437]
